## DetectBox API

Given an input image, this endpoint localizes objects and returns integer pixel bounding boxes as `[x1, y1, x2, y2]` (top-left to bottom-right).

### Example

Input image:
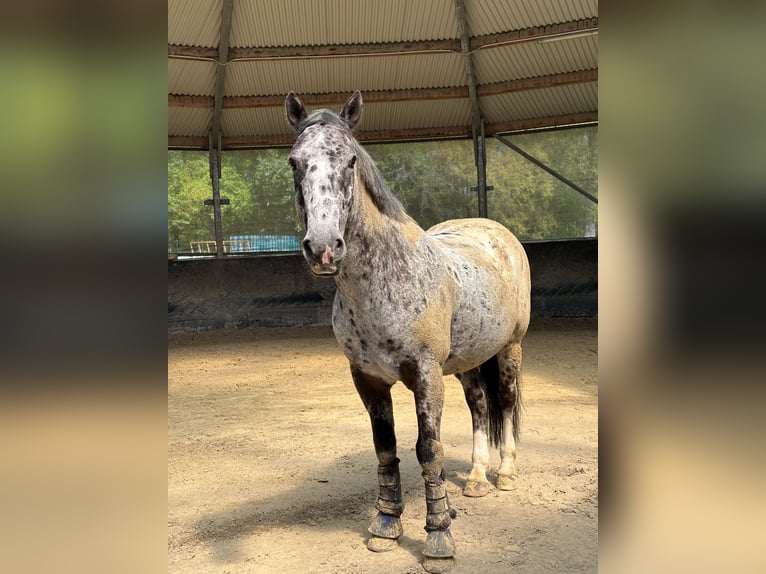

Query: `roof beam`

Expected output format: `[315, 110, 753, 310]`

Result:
[471, 18, 598, 51]
[168, 112, 598, 150]
[168, 69, 597, 109]
[453, 0, 483, 135]
[479, 69, 598, 96]
[168, 18, 598, 62]
[210, 0, 234, 144]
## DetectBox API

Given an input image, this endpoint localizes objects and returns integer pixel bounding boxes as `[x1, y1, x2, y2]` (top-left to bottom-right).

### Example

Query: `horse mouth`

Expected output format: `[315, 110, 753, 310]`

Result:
[310, 262, 339, 276]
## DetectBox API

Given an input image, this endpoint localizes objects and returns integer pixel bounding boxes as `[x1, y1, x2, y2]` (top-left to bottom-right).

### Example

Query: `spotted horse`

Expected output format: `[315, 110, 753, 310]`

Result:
[285, 91, 531, 573]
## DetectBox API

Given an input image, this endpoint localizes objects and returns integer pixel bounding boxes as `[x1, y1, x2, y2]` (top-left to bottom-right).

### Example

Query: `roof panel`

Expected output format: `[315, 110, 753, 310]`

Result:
[168, 59, 217, 96]
[169, 0, 598, 147]
[221, 99, 472, 139]
[474, 35, 597, 83]
[465, 0, 597, 35]
[168, 0, 222, 48]
[361, 100, 472, 132]
[482, 82, 597, 123]
[169, 108, 213, 137]
[225, 53, 466, 97]
[230, 0, 458, 48]
[222, 108, 287, 137]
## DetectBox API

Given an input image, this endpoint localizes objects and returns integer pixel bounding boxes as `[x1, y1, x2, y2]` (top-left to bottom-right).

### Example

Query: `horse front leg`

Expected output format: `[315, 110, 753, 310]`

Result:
[351, 367, 403, 552]
[401, 361, 457, 572]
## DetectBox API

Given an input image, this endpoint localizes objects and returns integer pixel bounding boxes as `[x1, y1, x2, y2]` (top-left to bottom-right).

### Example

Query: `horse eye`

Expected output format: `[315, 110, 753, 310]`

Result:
[288, 157, 297, 170]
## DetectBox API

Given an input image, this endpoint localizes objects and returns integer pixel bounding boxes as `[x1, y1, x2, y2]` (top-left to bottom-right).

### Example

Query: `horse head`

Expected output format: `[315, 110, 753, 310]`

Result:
[285, 91, 363, 276]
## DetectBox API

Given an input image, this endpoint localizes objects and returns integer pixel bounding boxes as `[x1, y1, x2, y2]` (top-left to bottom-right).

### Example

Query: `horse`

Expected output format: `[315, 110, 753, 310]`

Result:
[285, 91, 530, 573]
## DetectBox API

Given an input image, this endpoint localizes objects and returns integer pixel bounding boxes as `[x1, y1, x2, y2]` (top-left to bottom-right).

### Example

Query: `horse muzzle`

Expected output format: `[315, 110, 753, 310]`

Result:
[302, 237, 345, 276]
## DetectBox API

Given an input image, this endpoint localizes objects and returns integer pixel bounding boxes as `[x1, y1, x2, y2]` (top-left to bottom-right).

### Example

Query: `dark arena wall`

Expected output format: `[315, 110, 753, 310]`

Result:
[168, 238, 596, 334]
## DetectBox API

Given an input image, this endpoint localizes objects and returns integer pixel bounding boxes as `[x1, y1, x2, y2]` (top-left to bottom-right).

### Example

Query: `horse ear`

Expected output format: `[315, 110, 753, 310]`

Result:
[340, 91, 363, 129]
[285, 92, 308, 129]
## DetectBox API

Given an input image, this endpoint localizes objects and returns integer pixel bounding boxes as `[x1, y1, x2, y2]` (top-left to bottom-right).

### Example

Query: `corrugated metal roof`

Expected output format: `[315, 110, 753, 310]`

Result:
[466, 0, 597, 35]
[168, 0, 598, 148]
[168, 0, 222, 48]
[482, 82, 598, 123]
[474, 36, 597, 83]
[225, 53, 466, 97]
[230, 0, 459, 48]
[169, 108, 213, 136]
[359, 99, 473, 131]
[221, 98, 473, 139]
[168, 59, 217, 96]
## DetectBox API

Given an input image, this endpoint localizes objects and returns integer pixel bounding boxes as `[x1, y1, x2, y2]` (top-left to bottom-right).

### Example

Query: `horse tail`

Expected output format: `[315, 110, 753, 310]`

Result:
[479, 356, 504, 448]
[511, 370, 522, 444]
[479, 355, 522, 446]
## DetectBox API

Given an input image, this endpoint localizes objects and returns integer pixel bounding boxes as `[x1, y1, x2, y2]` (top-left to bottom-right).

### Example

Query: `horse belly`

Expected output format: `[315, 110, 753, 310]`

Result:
[442, 303, 511, 375]
[432, 224, 529, 375]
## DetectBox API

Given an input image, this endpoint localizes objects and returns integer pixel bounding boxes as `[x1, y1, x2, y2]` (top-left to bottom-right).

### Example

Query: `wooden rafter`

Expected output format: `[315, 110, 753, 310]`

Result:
[168, 112, 598, 150]
[168, 69, 597, 109]
[210, 0, 234, 143]
[168, 18, 597, 62]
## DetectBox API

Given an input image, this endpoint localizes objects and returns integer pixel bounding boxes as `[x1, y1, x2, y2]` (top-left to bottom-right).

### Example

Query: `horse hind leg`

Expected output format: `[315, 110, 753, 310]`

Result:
[457, 368, 492, 498]
[495, 342, 523, 490]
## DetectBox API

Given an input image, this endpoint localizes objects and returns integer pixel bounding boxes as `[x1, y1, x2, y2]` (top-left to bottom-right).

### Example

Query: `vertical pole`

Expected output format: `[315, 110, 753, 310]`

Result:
[476, 121, 488, 218]
[454, 0, 486, 219]
[208, 0, 234, 259]
[209, 132, 225, 258]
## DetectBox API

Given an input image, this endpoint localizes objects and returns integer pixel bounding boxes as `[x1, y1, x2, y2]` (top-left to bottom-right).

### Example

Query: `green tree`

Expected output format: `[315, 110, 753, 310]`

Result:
[168, 151, 256, 253]
[368, 140, 475, 229]
[487, 127, 597, 239]
[225, 149, 300, 236]
[168, 127, 598, 252]
[168, 151, 213, 252]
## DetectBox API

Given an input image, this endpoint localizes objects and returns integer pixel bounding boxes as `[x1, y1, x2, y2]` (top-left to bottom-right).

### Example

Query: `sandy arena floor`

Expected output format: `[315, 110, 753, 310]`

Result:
[168, 318, 597, 573]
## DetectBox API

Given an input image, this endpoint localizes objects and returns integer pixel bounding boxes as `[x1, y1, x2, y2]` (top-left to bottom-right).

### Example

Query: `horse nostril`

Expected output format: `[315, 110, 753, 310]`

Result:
[302, 238, 312, 255]
[335, 238, 345, 252]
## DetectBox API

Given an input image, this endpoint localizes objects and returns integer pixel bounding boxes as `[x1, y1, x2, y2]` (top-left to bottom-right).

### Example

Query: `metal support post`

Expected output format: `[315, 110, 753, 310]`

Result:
[476, 121, 488, 217]
[209, 132, 225, 258]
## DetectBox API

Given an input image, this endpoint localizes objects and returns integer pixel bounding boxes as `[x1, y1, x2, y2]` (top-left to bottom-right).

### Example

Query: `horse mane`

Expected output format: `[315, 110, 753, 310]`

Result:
[295, 109, 407, 222]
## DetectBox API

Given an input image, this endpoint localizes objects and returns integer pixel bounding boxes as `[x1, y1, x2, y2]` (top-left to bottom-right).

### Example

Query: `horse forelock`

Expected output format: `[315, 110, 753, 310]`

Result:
[293, 109, 347, 137]
[291, 109, 407, 223]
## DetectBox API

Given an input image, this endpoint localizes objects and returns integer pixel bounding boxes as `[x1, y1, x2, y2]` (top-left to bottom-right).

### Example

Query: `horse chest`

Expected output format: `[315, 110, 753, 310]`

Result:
[332, 297, 414, 383]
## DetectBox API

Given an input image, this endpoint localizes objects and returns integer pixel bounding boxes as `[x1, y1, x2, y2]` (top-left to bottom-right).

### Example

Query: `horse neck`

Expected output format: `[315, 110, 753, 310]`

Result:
[336, 169, 426, 294]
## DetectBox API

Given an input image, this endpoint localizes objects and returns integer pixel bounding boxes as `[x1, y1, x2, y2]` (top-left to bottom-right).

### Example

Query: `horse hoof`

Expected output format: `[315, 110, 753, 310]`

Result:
[367, 535, 399, 552]
[423, 557, 456, 573]
[496, 474, 517, 491]
[463, 479, 491, 497]
[423, 528, 456, 558]
[368, 511, 403, 539]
